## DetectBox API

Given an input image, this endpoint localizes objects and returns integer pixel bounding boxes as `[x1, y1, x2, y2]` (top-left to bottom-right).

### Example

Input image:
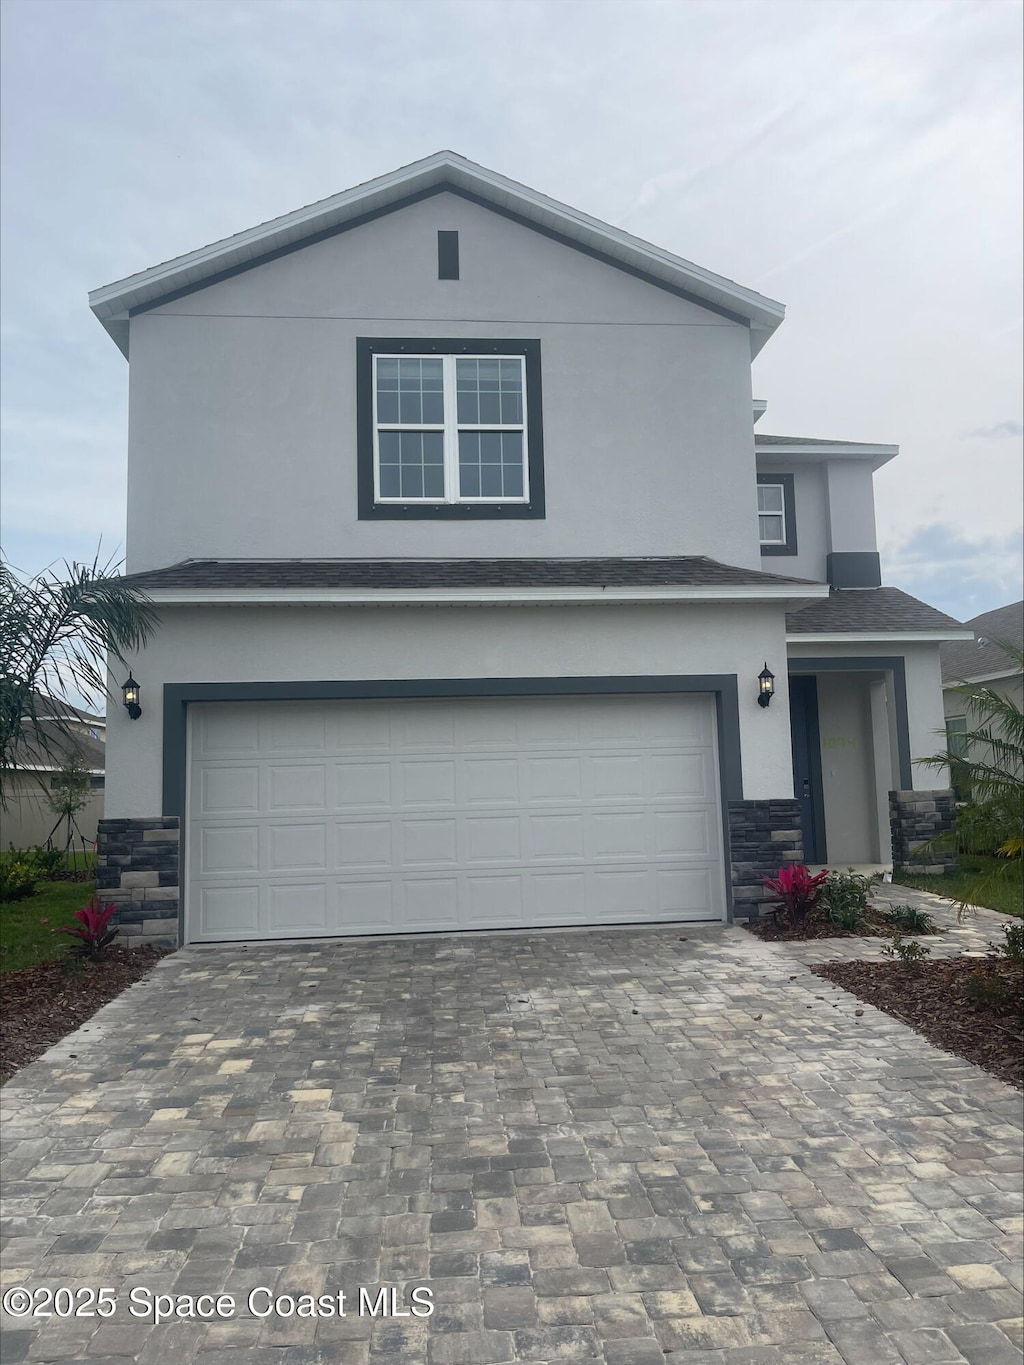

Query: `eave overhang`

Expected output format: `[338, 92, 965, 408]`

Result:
[788, 629, 974, 645]
[144, 584, 830, 608]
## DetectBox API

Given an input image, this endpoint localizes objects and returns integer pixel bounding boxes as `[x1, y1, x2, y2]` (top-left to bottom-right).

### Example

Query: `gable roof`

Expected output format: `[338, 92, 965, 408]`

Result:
[89, 151, 786, 359]
[10, 720, 105, 776]
[940, 600, 1024, 683]
[119, 556, 827, 603]
[786, 587, 969, 639]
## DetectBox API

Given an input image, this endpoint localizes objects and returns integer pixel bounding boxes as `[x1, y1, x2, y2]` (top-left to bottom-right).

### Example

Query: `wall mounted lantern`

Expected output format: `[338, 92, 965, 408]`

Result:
[122, 675, 142, 719]
[757, 663, 775, 709]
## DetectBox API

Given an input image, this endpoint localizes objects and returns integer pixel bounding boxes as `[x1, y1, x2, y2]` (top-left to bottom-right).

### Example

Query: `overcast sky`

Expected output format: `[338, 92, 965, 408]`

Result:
[1, 0, 1021, 622]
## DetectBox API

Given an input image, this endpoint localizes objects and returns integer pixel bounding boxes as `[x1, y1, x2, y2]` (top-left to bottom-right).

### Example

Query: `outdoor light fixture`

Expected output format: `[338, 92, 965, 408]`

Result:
[757, 663, 775, 708]
[121, 675, 142, 720]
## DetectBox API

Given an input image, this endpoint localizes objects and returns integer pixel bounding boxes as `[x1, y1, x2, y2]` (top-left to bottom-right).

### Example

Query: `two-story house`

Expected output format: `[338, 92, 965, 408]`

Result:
[89, 152, 969, 946]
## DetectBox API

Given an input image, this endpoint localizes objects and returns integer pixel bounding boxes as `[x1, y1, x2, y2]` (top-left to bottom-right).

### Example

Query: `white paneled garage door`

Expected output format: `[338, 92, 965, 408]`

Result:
[186, 694, 725, 942]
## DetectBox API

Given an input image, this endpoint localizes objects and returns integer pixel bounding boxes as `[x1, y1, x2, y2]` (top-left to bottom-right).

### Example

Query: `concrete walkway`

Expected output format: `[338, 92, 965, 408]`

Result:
[779, 884, 1017, 966]
[1, 901, 1022, 1364]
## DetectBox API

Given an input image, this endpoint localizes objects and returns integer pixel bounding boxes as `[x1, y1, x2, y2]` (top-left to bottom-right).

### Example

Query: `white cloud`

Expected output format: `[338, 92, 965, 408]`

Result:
[0, 0, 1021, 607]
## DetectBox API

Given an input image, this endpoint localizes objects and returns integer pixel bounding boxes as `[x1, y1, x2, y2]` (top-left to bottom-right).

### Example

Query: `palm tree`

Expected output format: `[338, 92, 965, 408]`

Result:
[0, 553, 159, 802]
[919, 641, 1023, 910]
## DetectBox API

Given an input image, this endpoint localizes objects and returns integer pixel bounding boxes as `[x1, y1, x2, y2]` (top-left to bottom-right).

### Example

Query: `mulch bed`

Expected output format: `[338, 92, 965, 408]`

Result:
[44, 869, 97, 883]
[0, 947, 167, 1083]
[812, 957, 1024, 1089]
[743, 907, 940, 942]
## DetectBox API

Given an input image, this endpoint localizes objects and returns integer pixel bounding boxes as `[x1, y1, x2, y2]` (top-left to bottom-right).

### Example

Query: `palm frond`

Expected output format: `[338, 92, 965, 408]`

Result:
[0, 552, 159, 800]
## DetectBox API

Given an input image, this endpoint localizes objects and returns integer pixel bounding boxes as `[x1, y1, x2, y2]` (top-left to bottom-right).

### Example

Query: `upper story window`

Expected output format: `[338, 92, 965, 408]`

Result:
[357, 338, 545, 520]
[757, 472, 797, 556]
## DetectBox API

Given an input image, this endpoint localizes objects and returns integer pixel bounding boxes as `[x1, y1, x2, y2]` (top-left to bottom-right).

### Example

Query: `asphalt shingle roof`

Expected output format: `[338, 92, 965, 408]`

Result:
[786, 587, 966, 635]
[122, 557, 824, 591]
[940, 601, 1024, 682]
[755, 434, 888, 448]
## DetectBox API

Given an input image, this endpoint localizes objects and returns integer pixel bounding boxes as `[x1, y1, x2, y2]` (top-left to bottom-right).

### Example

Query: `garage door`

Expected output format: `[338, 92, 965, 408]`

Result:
[186, 694, 725, 942]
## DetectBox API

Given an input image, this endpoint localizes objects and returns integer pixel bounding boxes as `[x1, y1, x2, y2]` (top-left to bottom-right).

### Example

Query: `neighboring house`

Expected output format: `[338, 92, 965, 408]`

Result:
[88, 151, 970, 947]
[1, 698, 106, 850]
[940, 600, 1024, 766]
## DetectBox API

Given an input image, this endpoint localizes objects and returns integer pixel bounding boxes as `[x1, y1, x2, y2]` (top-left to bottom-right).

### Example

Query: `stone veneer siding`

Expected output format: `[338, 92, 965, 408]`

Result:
[96, 817, 180, 948]
[889, 789, 958, 877]
[728, 799, 804, 918]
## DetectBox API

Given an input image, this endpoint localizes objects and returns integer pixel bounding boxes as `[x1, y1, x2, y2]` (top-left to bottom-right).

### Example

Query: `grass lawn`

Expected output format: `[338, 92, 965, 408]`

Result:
[897, 855, 1023, 918]
[0, 881, 95, 974]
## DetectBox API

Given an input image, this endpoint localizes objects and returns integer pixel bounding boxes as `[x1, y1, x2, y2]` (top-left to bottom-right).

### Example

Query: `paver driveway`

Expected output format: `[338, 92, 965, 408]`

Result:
[1, 923, 1022, 1365]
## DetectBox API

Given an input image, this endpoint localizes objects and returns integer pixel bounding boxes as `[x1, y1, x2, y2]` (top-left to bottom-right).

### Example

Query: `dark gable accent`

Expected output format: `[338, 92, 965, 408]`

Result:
[826, 552, 881, 588]
[126, 182, 752, 327]
[757, 472, 797, 557]
[356, 337, 545, 521]
[437, 230, 459, 280]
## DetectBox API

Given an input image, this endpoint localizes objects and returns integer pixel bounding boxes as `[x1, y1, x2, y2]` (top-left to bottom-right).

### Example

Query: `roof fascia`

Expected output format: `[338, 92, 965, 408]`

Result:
[141, 584, 830, 606]
[756, 443, 898, 470]
[788, 630, 973, 644]
[942, 667, 1019, 686]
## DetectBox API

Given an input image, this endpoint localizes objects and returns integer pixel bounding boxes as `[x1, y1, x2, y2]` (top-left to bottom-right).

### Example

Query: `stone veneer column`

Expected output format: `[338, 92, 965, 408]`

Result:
[95, 817, 180, 948]
[889, 790, 958, 876]
[728, 799, 803, 918]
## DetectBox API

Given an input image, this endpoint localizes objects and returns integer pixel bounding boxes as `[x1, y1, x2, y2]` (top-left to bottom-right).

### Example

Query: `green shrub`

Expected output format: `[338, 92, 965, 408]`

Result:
[828, 901, 866, 931]
[0, 860, 39, 902]
[996, 921, 1024, 963]
[21, 845, 66, 877]
[883, 903, 938, 934]
[821, 869, 878, 929]
[963, 967, 1016, 1009]
[881, 931, 932, 965]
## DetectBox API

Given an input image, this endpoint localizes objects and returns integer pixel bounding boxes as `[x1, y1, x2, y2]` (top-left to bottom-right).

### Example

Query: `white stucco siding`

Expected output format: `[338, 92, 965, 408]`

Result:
[814, 674, 881, 863]
[756, 461, 829, 582]
[124, 192, 758, 572]
[824, 461, 878, 555]
[104, 601, 793, 817]
[943, 673, 1022, 721]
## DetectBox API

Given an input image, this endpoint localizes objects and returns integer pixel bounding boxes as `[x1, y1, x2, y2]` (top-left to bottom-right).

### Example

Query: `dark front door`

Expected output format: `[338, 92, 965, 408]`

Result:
[789, 675, 827, 864]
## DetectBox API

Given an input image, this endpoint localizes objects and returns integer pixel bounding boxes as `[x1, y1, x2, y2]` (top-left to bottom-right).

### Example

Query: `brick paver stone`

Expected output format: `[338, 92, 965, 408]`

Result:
[1, 890, 1021, 1364]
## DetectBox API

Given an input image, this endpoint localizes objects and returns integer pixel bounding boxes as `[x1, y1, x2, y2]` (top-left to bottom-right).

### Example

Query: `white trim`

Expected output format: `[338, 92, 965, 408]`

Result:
[143, 583, 831, 606]
[89, 151, 785, 354]
[756, 443, 898, 456]
[372, 352, 529, 505]
[788, 630, 974, 644]
[756, 482, 786, 547]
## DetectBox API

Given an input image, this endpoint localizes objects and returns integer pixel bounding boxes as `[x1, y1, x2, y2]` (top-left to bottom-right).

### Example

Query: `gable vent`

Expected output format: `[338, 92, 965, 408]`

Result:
[438, 230, 459, 280]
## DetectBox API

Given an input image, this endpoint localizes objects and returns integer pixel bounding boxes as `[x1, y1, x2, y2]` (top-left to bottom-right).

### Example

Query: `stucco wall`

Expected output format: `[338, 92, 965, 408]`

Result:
[756, 460, 829, 582]
[124, 192, 759, 572]
[825, 460, 878, 554]
[104, 601, 794, 817]
[943, 673, 1023, 721]
[815, 673, 880, 863]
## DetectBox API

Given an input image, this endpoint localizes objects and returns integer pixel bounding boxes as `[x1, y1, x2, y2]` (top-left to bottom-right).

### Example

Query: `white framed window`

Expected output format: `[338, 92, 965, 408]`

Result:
[373, 353, 528, 504]
[757, 482, 786, 545]
[946, 715, 968, 760]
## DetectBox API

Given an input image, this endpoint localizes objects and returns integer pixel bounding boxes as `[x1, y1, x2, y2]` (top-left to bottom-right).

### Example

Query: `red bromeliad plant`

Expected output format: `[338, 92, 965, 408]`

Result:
[61, 897, 118, 962]
[762, 864, 829, 925]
